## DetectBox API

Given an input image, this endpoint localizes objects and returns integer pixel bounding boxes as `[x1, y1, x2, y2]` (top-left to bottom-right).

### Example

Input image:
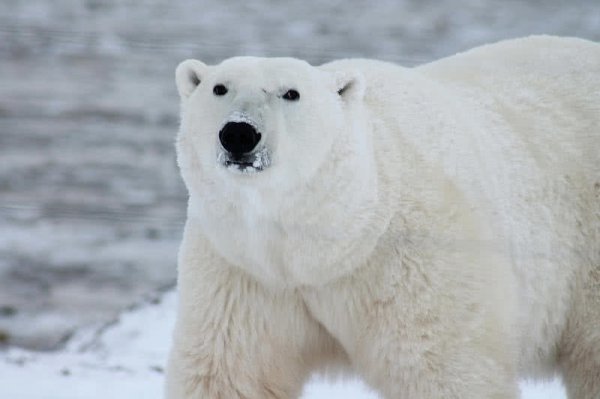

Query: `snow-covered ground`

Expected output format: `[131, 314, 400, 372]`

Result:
[0, 290, 567, 398]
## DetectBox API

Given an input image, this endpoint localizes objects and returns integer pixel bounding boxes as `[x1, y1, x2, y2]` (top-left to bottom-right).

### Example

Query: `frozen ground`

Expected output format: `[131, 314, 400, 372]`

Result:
[0, 290, 567, 398]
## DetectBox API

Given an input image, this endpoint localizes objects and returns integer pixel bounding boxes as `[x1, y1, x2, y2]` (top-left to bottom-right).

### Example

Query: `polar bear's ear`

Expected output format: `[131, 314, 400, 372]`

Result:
[175, 59, 208, 98]
[334, 71, 365, 102]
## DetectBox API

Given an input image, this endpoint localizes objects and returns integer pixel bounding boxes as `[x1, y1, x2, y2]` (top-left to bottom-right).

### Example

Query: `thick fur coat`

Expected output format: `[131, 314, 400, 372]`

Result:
[166, 36, 600, 398]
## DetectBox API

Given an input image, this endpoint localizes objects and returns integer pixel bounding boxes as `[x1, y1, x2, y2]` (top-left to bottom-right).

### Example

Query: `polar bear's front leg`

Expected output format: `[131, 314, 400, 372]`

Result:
[165, 225, 339, 399]
[304, 240, 520, 399]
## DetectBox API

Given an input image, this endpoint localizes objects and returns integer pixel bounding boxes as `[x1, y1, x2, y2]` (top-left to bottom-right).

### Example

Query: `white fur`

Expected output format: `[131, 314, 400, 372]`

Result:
[166, 36, 600, 399]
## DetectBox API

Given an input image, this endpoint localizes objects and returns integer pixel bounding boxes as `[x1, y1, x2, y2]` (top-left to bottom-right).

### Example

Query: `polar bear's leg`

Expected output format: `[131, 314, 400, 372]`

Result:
[305, 294, 520, 399]
[351, 313, 519, 399]
[559, 264, 600, 399]
[165, 230, 343, 399]
[303, 248, 520, 399]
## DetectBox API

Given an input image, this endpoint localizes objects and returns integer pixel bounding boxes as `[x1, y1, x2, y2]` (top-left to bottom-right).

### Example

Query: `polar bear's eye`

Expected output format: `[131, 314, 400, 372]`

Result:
[213, 84, 228, 96]
[282, 89, 300, 101]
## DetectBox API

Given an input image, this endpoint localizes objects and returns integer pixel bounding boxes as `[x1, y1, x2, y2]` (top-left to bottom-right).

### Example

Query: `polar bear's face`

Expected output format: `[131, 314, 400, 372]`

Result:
[175, 57, 378, 286]
[175, 57, 365, 199]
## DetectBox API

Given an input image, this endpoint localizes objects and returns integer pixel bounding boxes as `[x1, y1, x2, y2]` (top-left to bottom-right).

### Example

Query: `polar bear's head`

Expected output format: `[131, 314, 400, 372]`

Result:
[175, 56, 379, 286]
[175, 57, 366, 200]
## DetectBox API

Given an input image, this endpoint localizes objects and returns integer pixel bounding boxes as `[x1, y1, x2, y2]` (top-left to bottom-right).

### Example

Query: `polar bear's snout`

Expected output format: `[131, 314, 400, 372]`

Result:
[216, 112, 271, 173]
[219, 121, 262, 156]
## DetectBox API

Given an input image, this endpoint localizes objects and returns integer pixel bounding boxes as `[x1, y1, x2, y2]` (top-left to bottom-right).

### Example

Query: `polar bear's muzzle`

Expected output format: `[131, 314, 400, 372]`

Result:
[217, 117, 271, 173]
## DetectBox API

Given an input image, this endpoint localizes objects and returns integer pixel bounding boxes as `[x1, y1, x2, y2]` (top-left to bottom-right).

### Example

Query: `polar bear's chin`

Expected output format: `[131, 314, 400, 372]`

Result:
[217, 146, 272, 175]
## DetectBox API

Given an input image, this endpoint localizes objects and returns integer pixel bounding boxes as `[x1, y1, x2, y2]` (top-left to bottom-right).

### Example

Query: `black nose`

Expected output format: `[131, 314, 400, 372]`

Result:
[219, 122, 261, 156]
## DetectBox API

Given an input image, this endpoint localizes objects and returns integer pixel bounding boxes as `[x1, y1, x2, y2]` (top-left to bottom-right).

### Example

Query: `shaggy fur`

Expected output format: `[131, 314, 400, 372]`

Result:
[166, 36, 600, 398]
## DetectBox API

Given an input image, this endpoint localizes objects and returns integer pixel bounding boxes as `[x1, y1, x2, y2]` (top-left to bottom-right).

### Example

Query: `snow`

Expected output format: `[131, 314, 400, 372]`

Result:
[0, 290, 567, 398]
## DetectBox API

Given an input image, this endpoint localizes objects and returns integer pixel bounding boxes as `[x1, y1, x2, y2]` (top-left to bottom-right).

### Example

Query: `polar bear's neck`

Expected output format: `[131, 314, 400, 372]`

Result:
[187, 124, 387, 289]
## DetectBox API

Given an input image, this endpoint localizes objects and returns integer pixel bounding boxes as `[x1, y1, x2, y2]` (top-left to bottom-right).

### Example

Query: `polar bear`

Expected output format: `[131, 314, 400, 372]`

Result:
[166, 36, 600, 399]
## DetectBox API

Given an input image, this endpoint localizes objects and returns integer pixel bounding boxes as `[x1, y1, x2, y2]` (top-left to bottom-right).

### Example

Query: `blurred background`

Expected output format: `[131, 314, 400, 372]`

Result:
[0, 0, 599, 352]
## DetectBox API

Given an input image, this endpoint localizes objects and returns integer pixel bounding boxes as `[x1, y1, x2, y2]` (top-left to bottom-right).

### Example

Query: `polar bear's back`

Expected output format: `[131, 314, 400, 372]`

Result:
[418, 35, 600, 178]
[418, 35, 599, 84]
[325, 36, 599, 215]
[331, 36, 599, 221]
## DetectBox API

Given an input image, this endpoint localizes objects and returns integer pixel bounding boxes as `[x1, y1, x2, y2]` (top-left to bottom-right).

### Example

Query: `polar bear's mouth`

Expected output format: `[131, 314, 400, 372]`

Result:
[217, 146, 271, 174]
